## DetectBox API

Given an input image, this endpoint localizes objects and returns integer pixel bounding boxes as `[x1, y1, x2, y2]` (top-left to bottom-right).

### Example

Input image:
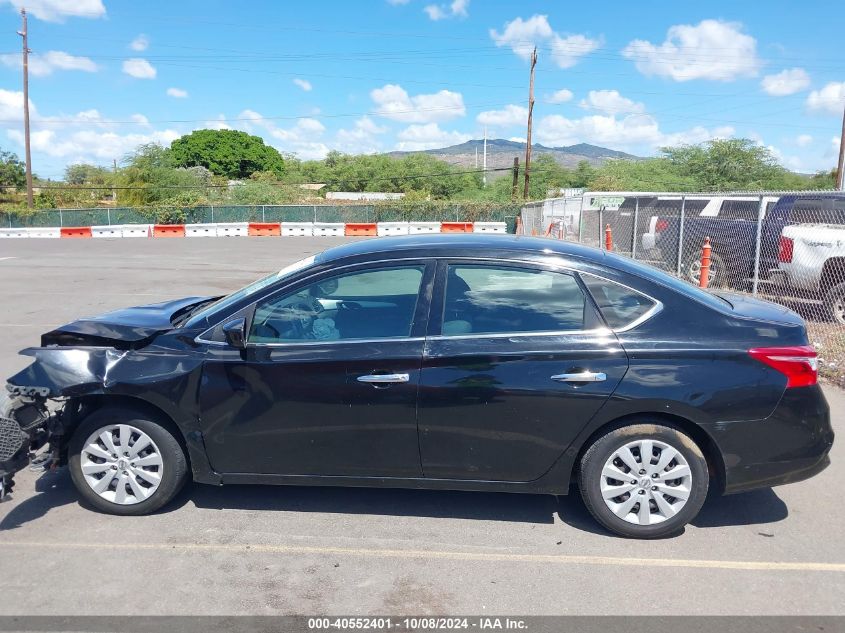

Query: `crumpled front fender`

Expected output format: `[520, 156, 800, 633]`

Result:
[8, 347, 130, 398]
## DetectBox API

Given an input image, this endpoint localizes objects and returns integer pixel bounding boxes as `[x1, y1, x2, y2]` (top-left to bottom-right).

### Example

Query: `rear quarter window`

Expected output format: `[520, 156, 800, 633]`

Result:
[580, 274, 658, 330]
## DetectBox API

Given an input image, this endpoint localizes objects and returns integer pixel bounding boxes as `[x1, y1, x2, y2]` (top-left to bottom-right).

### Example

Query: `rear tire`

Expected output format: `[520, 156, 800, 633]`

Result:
[578, 422, 709, 538]
[824, 282, 845, 325]
[685, 251, 725, 288]
[68, 406, 188, 516]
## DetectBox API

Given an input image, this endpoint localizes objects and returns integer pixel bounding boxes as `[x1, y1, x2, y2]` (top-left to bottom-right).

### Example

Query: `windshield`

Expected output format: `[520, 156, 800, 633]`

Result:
[183, 255, 316, 328]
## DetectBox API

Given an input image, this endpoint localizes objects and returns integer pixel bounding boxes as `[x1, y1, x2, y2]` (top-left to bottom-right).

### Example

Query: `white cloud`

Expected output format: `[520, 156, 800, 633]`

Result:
[761, 68, 810, 96]
[1, 93, 178, 161]
[236, 110, 329, 159]
[807, 82, 845, 115]
[166, 87, 188, 99]
[476, 104, 527, 127]
[293, 78, 313, 92]
[336, 116, 387, 153]
[0, 50, 97, 76]
[7, 127, 180, 160]
[424, 0, 468, 20]
[130, 35, 149, 52]
[370, 84, 465, 123]
[202, 115, 230, 131]
[546, 89, 574, 104]
[536, 110, 733, 151]
[796, 134, 813, 147]
[122, 58, 157, 80]
[550, 34, 601, 69]
[623, 19, 760, 82]
[491, 15, 599, 68]
[396, 123, 471, 151]
[579, 90, 645, 114]
[0, 0, 105, 22]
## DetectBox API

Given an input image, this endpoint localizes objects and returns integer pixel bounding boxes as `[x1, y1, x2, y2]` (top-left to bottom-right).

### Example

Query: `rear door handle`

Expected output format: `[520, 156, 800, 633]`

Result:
[357, 373, 410, 384]
[551, 371, 607, 383]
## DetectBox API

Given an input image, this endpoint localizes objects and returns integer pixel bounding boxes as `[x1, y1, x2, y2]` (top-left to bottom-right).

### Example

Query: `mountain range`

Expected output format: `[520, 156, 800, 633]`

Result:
[388, 139, 640, 174]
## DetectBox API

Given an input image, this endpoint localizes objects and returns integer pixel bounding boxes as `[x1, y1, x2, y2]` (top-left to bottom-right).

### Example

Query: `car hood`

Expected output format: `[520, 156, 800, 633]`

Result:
[40, 296, 214, 348]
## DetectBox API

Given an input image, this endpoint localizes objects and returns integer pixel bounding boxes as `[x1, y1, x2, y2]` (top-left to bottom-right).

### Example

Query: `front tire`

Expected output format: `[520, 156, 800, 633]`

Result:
[68, 407, 188, 515]
[578, 423, 709, 538]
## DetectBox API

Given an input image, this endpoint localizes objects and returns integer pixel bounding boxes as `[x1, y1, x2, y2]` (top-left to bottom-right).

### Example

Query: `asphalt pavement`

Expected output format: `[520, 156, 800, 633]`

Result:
[0, 237, 842, 615]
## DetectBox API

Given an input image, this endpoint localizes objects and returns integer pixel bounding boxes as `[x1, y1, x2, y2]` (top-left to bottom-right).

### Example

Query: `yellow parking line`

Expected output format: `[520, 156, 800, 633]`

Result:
[2, 540, 844, 573]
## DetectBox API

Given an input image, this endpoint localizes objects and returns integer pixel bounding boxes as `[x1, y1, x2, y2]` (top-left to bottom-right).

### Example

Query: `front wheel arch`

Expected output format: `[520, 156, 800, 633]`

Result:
[570, 412, 725, 495]
[69, 395, 191, 472]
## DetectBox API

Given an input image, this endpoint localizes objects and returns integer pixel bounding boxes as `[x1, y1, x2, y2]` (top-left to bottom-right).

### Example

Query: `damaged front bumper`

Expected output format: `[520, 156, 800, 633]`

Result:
[0, 385, 71, 501]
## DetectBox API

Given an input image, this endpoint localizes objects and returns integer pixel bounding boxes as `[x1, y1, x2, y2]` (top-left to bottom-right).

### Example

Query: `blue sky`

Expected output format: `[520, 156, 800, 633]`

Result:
[0, 0, 843, 180]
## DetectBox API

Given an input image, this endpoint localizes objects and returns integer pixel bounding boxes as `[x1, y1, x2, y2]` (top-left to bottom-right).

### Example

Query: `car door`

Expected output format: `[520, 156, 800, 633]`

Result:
[199, 261, 434, 478]
[417, 260, 629, 482]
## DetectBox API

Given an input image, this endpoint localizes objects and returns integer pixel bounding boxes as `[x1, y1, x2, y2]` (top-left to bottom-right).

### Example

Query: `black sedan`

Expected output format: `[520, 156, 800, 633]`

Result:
[0, 235, 833, 538]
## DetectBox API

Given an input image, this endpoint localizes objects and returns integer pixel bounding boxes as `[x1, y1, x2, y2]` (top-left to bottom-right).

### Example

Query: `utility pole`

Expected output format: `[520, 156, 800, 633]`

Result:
[474, 146, 478, 169]
[522, 46, 537, 200]
[112, 158, 118, 202]
[837, 103, 845, 191]
[17, 8, 33, 208]
[482, 126, 487, 186]
[511, 157, 520, 202]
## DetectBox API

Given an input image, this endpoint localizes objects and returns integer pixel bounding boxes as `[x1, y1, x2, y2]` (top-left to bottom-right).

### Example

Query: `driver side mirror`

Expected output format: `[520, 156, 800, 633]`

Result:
[222, 317, 247, 349]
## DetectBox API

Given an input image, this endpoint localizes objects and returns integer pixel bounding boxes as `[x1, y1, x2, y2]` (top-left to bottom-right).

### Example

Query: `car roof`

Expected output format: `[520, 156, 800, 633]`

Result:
[316, 234, 610, 265]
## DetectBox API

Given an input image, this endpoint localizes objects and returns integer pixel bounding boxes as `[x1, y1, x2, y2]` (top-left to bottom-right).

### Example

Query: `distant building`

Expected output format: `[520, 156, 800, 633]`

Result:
[325, 191, 405, 201]
[299, 183, 326, 191]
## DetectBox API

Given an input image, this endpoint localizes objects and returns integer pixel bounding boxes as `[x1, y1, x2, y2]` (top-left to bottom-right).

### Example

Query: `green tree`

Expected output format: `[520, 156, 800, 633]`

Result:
[0, 149, 26, 190]
[64, 163, 111, 185]
[116, 143, 209, 206]
[589, 157, 697, 192]
[661, 138, 788, 191]
[170, 129, 286, 179]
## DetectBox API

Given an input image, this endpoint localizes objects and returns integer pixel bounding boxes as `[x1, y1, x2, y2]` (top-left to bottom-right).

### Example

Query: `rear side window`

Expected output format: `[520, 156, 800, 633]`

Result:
[442, 265, 587, 335]
[581, 275, 657, 330]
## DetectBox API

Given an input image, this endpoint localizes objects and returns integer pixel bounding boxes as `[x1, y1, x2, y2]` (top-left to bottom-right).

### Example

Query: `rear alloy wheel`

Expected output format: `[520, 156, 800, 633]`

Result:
[685, 251, 725, 288]
[579, 423, 709, 538]
[69, 407, 188, 515]
[824, 282, 845, 325]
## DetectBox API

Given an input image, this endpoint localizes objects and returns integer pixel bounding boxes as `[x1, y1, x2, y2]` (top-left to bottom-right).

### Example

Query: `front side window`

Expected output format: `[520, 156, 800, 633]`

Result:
[442, 265, 586, 336]
[249, 266, 424, 343]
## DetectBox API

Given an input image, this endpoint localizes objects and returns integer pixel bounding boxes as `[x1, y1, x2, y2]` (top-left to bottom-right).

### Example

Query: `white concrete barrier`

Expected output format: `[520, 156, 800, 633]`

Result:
[185, 223, 217, 237]
[0, 228, 28, 238]
[473, 222, 508, 234]
[377, 222, 410, 236]
[121, 224, 151, 238]
[216, 222, 248, 237]
[281, 222, 313, 236]
[91, 225, 123, 238]
[25, 227, 60, 239]
[409, 222, 441, 234]
[312, 222, 344, 237]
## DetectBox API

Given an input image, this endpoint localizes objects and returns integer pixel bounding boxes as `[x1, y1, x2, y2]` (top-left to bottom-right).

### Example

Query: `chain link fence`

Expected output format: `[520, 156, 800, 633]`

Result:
[522, 191, 845, 387]
[0, 203, 520, 230]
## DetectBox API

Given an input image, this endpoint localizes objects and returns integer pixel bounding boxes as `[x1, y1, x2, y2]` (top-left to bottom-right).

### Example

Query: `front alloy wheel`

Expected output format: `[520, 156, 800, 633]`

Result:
[80, 424, 164, 505]
[579, 423, 709, 538]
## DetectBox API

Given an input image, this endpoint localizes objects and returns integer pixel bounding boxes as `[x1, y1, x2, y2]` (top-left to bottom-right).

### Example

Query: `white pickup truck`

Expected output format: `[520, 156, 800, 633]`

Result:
[774, 223, 845, 323]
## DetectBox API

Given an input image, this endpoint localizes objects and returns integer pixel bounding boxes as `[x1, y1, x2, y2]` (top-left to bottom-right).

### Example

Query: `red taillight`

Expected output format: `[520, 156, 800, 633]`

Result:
[749, 346, 818, 388]
[655, 219, 669, 232]
[778, 236, 794, 263]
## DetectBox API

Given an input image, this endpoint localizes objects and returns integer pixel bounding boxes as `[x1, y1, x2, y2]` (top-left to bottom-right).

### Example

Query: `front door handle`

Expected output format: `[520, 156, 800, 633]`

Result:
[551, 371, 607, 383]
[357, 373, 410, 384]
